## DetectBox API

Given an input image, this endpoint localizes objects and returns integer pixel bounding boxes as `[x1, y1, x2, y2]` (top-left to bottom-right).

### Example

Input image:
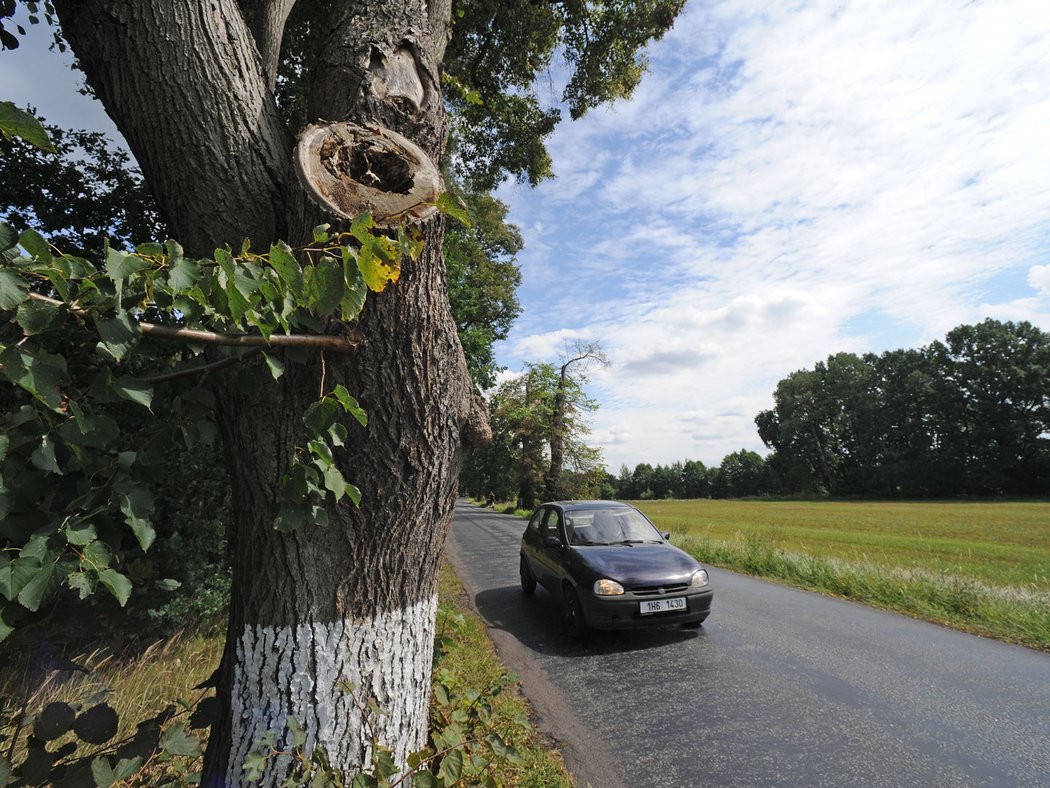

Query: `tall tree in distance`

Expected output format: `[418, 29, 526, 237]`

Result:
[18, 0, 685, 781]
[545, 341, 609, 500]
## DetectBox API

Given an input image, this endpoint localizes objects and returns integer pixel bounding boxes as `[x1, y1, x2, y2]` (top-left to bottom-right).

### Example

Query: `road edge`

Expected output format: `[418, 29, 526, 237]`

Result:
[445, 502, 627, 788]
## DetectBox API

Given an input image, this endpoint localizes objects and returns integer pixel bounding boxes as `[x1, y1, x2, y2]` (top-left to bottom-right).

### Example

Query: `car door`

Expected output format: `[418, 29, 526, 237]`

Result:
[534, 507, 568, 589]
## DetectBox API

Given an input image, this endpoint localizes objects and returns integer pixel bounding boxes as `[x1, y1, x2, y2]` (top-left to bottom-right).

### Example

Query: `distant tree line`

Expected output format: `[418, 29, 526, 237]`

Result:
[756, 319, 1050, 497]
[606, 450, 769, 500]
[604, 319, 1049, 501]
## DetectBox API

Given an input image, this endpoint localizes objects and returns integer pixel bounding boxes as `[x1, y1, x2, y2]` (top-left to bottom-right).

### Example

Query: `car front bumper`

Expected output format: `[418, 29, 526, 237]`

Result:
[579, 587, 714, 629]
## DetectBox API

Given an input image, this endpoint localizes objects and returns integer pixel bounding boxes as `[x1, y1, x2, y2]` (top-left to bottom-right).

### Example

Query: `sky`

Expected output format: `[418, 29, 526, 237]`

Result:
[3, 0, 1050, 472]
[495, 0, 1050, 471]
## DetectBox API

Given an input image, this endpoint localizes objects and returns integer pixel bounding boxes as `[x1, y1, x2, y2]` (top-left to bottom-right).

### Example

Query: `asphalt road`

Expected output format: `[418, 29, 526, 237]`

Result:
[445, 501, 1050, 788]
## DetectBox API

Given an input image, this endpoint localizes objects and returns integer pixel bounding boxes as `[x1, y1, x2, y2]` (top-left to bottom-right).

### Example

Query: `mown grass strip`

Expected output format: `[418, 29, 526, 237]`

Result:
[673, 530, 1050, 651]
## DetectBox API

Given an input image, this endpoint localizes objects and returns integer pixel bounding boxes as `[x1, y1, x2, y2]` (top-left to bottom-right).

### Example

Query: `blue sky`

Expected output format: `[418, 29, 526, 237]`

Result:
[495, 0, 1050, 470]
[4, 0, 1049, 472]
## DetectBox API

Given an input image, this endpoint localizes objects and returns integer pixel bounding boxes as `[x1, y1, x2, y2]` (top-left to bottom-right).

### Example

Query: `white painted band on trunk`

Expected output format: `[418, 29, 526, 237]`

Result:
[226, 595, 438, 786]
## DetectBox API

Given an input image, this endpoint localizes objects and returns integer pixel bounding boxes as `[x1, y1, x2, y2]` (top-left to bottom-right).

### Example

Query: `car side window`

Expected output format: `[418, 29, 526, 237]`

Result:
[543, 509, 564, 543]
[526, 508, 544, 536]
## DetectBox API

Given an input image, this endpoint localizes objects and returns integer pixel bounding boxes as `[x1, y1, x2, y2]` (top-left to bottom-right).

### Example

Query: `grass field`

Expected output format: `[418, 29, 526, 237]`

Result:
[631, 499, 1050, 650]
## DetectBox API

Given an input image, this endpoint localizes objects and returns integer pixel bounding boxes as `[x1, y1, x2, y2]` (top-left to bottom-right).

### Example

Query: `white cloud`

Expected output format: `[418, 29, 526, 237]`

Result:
[499, 0, 1050, 469]
[1030, 265, 1050, 296]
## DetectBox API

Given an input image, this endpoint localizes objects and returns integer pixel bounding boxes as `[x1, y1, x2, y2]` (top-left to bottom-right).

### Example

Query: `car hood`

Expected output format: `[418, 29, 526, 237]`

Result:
[574, 544, 701, 587]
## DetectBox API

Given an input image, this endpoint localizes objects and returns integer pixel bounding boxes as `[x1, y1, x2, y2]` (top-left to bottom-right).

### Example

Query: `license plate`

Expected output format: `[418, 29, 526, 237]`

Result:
[640, 597, 687, 615]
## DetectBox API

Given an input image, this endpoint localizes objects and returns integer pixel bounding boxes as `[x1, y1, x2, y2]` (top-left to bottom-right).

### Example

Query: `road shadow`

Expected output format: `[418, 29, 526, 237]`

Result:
[473, 584, 707, 658]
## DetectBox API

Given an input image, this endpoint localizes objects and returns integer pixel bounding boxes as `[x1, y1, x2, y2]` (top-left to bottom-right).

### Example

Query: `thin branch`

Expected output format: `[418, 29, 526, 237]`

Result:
[142, 351, 259, 384]
[27, 292, 365, 353]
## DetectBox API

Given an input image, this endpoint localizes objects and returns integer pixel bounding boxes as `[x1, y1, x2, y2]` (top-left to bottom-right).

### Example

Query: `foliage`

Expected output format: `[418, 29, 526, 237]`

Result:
[756, 320, 1050, 497]
[443, 0, 686, 189]
[0, 215, 425, 641]
[443, 186, 523, 390]
[0, 2, 61, 54]
[0, 117, 167, 259]
[462, 357, 605, 507]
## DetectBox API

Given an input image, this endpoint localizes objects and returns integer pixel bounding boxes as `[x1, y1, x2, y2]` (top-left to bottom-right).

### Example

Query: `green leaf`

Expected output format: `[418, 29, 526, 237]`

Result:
[0, 347, 68, 411]
[327, 423, 348, 447]
[356, 242, 400, 292]
[0, 557, 41, 602]
[18, 228, 51, 263]
[304, 256, 345, 316]
[0, 102, 55, 151]
[348, 212, 376, 242]
[0, 434, 8, 462]
[17, 561, 63, 611]
[34, 702, 76, 741]
[135, 242, 165, 257]
[340, 248, 368, 320]
[0, 269, 28, 310]
[159, 722, 201, 757]
[105, 246, 150, 282]
[346, 483, 362, 507]
[312, 224, 332, 243]
[94, 312, 141, 361]
[323, 464, 346, 498]
[120, 488, 156, 551]
[263, 353, 285, 380]
[303, 399, 340, 434]
[168, 256, 201, 292]
[0, 222, 17, 252]
[98, 568, 132, 606]
[288, 716, 307, 749]
[154, 578, 181, 591]
[113, 376, 153, 410]
[437, 747, 464, 783]
[309, 439, 333, 466]
[274, 501, 310, 533]
[16, 298, 59, 335]
[216, 248, 251, 323]
[435, 192, 471, 225]
[74, 704, 120, 745]
[330, 385, 368, 426]
[112, 757, 143, 782]
[84, 540, 113, 569]
[30, 435, 62, 474]
[268, 241, 303, 296]
[66, 521, 98, 546]
[68, 571, 95, 599]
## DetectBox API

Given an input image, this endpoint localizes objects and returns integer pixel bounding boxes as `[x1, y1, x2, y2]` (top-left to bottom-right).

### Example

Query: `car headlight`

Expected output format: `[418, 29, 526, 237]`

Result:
[593, 578, 625, 596]
[690, 569, 710, 588]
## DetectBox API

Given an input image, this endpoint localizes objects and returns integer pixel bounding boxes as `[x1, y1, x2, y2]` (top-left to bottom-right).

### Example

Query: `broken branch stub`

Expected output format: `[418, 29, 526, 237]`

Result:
[296, 122, 443, 226]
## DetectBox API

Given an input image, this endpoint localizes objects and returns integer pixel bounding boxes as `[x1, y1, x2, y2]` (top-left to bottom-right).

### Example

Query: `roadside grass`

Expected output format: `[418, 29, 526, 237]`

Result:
[633, 499, 1050, 651]
[436, 564, 573, 787]
[0, 563, 572, 785]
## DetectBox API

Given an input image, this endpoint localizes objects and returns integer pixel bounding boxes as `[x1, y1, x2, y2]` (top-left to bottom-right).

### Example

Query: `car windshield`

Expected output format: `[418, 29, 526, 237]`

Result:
[564, 508, 664, 545]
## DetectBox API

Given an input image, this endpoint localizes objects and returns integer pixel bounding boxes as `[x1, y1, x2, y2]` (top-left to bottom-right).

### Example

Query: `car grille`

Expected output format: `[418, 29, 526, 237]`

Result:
[631, 583, 689, 596]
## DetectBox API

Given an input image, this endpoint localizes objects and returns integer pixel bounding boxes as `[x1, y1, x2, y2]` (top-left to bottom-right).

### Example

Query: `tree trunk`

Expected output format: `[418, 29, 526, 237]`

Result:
[55, 1, 481, 783]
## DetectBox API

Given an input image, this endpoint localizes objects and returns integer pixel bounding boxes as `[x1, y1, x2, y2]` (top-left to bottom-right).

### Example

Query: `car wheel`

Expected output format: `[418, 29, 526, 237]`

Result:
[563, 585, 588, 637]
[519, 555, 537, 595]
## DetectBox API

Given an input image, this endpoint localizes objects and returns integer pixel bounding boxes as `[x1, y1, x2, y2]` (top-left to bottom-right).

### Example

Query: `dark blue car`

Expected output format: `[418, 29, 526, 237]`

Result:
[519, 500, 714, 635]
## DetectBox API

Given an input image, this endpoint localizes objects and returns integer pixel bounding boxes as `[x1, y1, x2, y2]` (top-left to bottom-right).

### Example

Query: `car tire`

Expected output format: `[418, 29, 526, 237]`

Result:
[519, 555, 537, 595]
[563, 585, 589, 637]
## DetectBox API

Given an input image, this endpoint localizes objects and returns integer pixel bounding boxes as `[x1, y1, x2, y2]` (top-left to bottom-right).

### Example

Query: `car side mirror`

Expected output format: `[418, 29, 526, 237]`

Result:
[661, 531, 671, 541]
[543, 535, 563, 548]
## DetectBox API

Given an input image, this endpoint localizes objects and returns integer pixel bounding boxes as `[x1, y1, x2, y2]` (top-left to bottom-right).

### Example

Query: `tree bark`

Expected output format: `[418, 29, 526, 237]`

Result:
[54, 1, 479, 783]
